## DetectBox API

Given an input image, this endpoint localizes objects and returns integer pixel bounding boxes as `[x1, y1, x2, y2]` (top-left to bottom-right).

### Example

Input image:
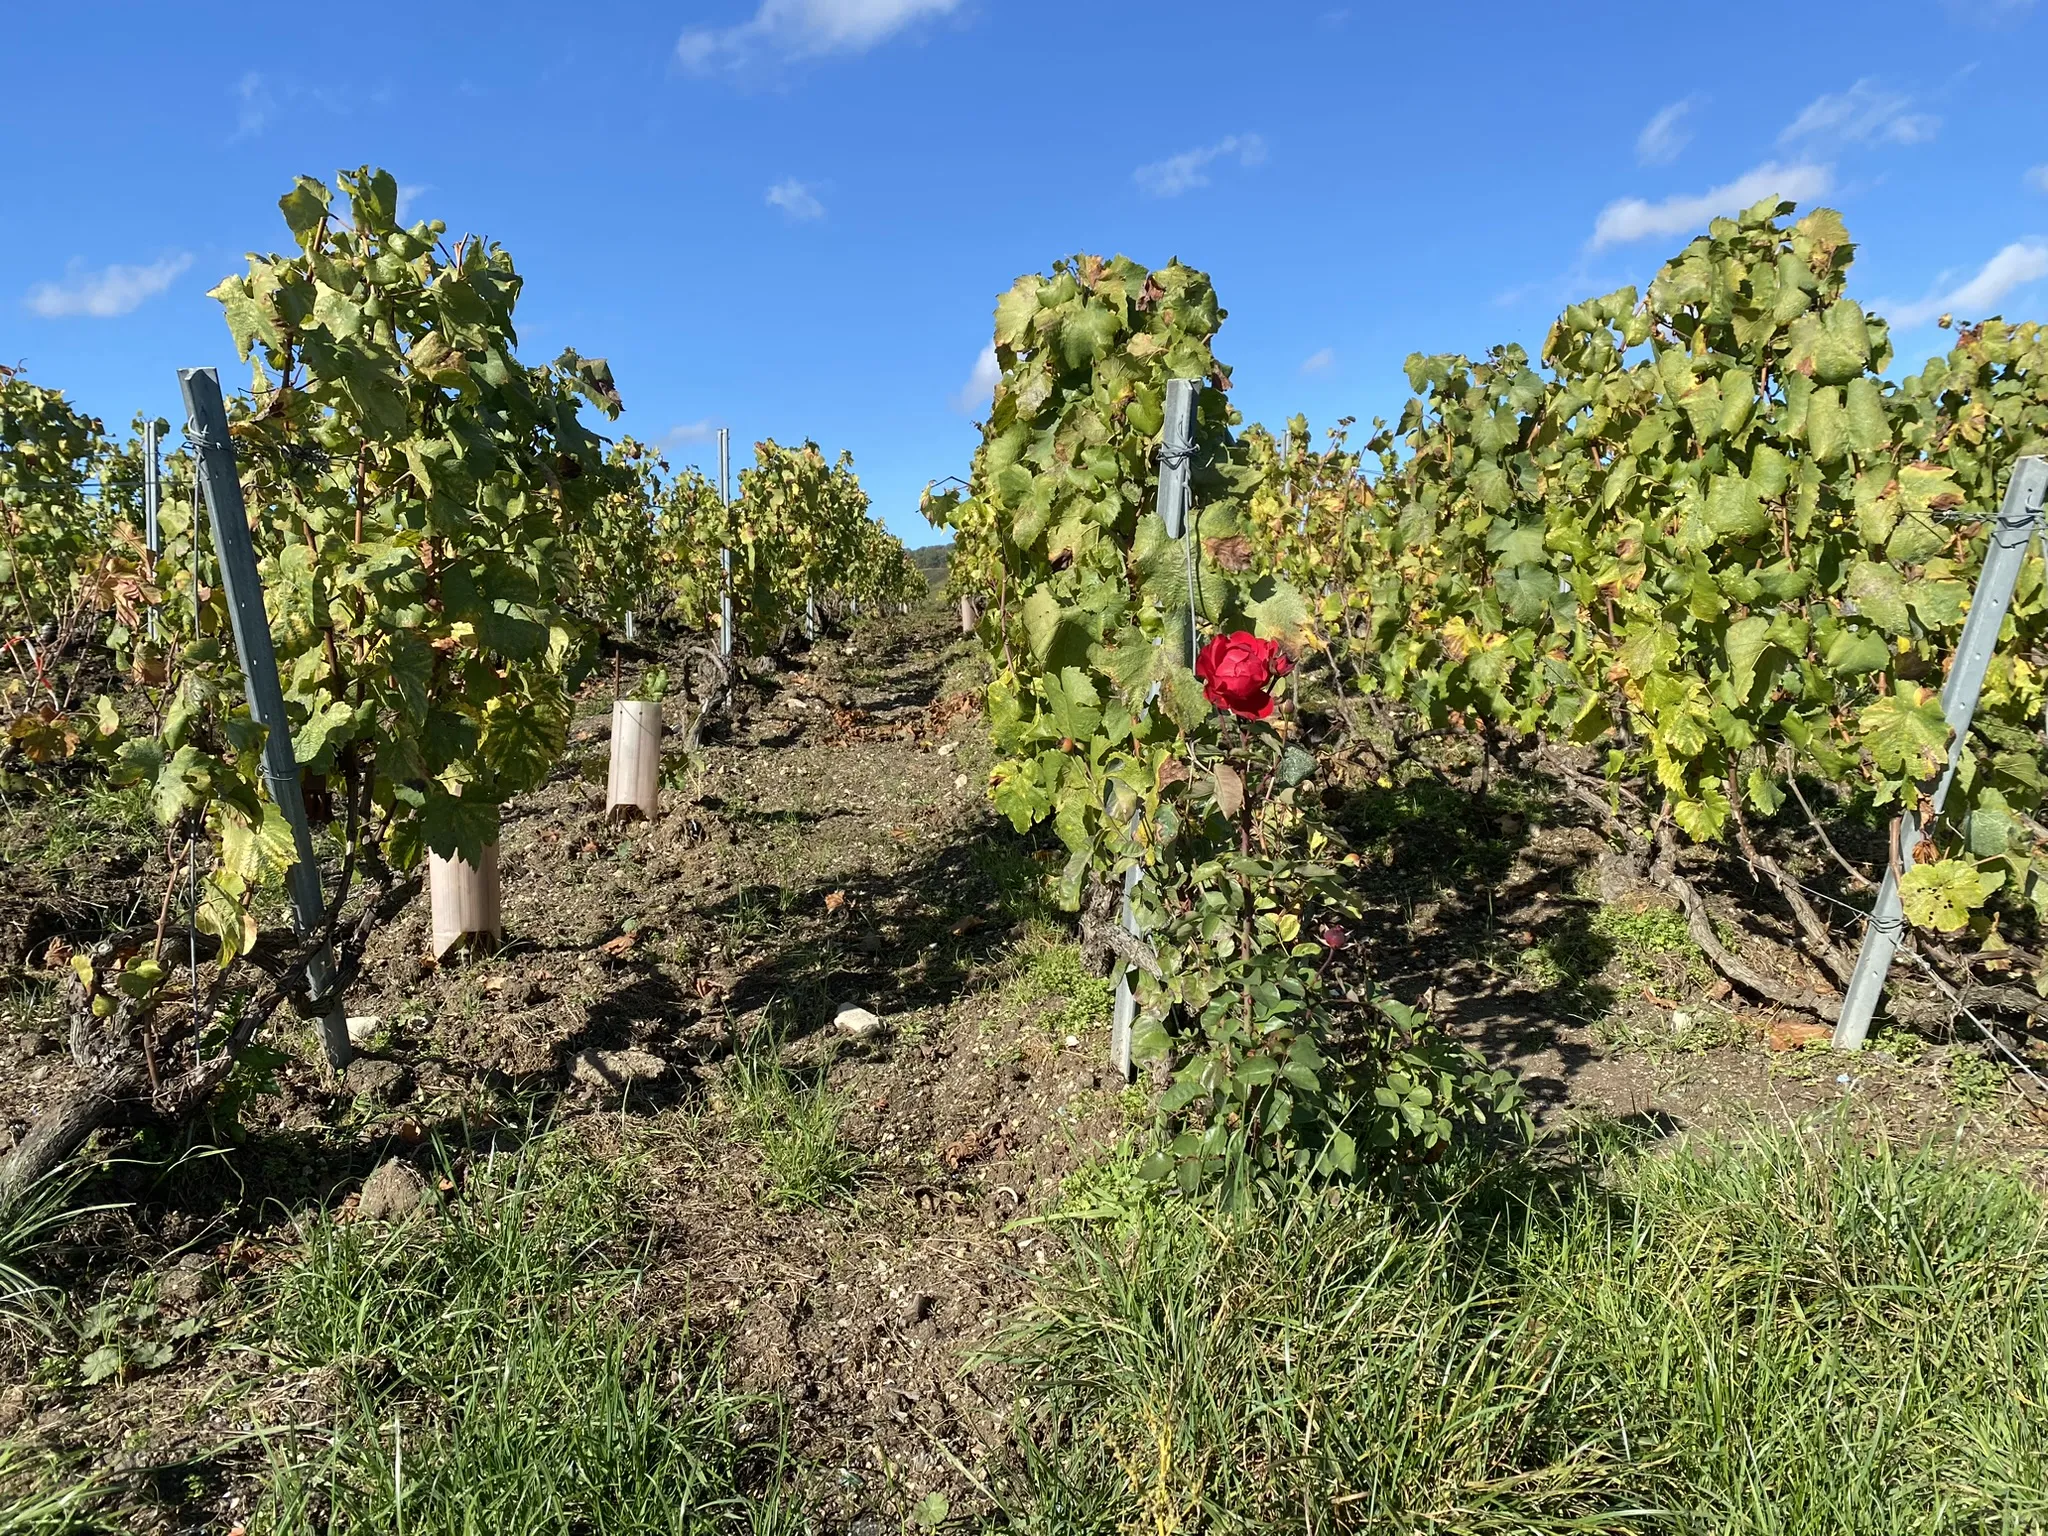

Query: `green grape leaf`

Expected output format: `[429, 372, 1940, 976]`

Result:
[1844, 377, 1889, 455]
[421, 788, 500, 865]
[1045, 666, 1103, 744]
[1845, 560, 1909, 635]
[1726, 615, 1773, 700]
[1859, 686, 1950, 778]
[1705, 474, 1769, 539]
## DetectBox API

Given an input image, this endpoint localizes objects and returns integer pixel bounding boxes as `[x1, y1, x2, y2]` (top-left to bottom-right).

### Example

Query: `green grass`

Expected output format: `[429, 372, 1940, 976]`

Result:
[0, 1166, 99, 1339]
[0, 1445, 113, 1536]
[1588, 901, 1698, 969]
[723, 1039, 864, 1210]
[0, 779, 153, 876]
[1019, 940, 1115, 1039]
[1942, 1047, 2011, 1110]
[989, 1119, 2048, 1534]
[251, 1132, 797, 1534]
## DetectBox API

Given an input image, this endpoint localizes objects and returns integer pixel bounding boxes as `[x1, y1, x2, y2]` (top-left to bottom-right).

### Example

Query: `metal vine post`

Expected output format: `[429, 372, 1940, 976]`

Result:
[718, 427, 734, 663]
[1109, 376, 1201, 1081]
[178, 368, 352, 1070]
[1833, 456, 2048, 1049]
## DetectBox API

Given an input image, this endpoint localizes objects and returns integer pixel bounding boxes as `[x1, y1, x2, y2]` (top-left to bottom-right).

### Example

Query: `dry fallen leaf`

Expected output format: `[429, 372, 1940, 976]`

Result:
[1766, 1018, 1833, 1052]
[949, 915, 986, 937]
[824, 890, 847, 915]
[599, 932, 637, 958]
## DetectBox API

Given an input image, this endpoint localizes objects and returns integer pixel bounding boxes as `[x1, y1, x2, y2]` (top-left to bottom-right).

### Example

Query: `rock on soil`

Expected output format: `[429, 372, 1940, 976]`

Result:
[571, 1047, 667, 1090]
[343, 1057, 412, 1105]
[356, 1159, 429, 1223]
[160, 1254, 221, 1306]
[833, 1005, 883, 1040]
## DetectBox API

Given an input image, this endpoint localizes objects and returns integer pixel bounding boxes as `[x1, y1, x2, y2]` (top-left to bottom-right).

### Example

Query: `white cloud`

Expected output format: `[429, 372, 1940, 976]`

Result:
[1884, 241, 2048, 328]
[1780, 79, 1938, 148]
[1300, 347, 1336, 375]
[657, 420, 720, 451]
[953, 344, 999, 414]
[396, 183, 432, 222]
[26, 254, 194, 319]
[233, 71, 274, 140]
[1635, 98, 1698, 167]
[1590, 161, 1832, 249]
[2027, 165, 2048, 194]
[1133, 133, 1266, 199]
[766, 178, 825, 220]
[678, 0, 961, 70]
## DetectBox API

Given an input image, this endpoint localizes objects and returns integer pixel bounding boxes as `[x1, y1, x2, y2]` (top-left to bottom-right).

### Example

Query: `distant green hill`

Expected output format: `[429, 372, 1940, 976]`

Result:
[908, 543, 951, 588]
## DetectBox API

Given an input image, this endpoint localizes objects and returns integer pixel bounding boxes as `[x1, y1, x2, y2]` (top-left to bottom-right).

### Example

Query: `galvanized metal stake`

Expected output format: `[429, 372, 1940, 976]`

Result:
[187, 471, 202, 1036]
[179, 368, 351, 1070]
[1110, 377, 1202, 1082]
[1834, 456, 2048, 1049]
[718, 428, 734, 662]
[142, 420, 161, 641]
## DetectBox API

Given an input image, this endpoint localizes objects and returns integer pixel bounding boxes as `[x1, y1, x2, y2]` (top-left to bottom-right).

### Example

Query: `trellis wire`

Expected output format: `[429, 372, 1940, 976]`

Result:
[1738, 855, 2048, 1099]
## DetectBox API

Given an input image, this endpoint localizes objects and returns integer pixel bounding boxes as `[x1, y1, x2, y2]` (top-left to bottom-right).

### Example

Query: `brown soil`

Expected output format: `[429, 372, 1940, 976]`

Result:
[4, 599, 2047, 1528]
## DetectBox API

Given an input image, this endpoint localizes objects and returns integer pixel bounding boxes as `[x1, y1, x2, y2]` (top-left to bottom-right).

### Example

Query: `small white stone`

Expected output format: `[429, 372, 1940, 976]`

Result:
[1670, 1011, 1692, 1034]
[1064, 1034, 1080, 1049]
[954, 774, 968, 789]
[346, 1015, 381, 1044]
[834, 1005, 883, 1039]
[936, 741, 958, 757]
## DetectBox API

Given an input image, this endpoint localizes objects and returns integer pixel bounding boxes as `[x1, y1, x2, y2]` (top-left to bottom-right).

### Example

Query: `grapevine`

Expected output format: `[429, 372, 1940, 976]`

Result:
[1247, 199, 2048, 1015]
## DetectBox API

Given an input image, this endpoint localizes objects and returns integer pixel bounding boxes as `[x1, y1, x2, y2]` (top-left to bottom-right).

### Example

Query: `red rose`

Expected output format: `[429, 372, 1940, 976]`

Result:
[1195, 631, 1291, 721]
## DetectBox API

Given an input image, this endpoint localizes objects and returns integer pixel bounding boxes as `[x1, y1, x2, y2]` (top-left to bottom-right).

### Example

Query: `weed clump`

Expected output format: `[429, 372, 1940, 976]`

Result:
[993, 1121, 2048, 1533]
[723, 1036, 865, 1210]
[254, 1132, 793, 1531]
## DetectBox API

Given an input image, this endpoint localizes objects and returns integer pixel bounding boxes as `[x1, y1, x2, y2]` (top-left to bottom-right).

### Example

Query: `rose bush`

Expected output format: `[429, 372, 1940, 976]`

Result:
[1195, 630, 1290, 719]
[939, 253, 1525, 1199]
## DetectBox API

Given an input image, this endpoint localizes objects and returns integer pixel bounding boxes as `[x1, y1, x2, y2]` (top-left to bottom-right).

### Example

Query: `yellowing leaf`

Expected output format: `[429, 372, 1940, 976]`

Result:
[1900, 858, 1999, 933]
[1859, 686, 1950, 779]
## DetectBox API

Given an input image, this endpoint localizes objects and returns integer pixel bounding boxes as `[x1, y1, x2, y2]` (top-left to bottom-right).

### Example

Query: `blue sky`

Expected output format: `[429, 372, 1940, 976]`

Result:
[5, 0, 2048, 545]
